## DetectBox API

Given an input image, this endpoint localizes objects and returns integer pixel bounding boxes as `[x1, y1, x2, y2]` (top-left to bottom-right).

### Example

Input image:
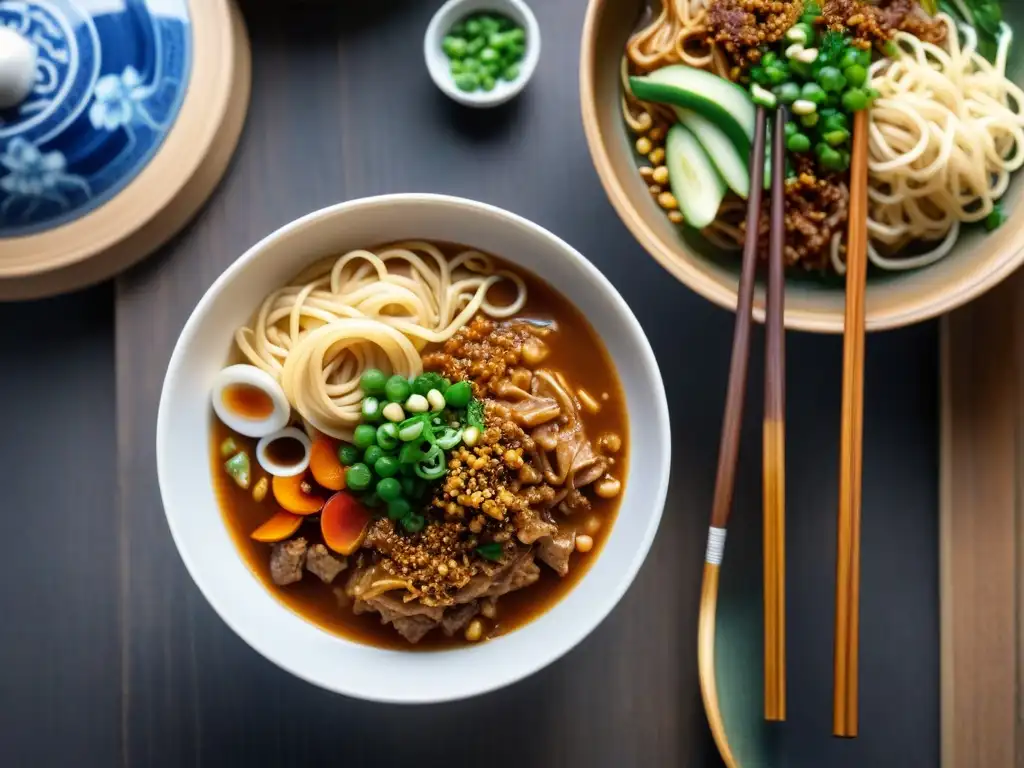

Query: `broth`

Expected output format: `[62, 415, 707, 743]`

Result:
[211, 247, 630, 650]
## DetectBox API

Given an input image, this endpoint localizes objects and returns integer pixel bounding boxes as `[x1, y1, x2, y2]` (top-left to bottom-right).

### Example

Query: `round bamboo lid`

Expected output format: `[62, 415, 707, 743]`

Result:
[0, 0, 251, 300]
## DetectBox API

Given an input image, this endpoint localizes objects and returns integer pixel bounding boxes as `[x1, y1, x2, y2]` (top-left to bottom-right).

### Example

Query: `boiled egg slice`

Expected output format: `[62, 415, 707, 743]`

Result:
[211, 364, 290, 438]
[256, 427, 312, 477]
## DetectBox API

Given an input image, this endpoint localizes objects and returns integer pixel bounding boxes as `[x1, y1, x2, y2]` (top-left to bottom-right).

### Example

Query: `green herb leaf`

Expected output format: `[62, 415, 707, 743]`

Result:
[476, 542, 504, 562]
[985, 201, 1006, 231]
[466, 398, 485, 430]
[411, 372, 449, 396]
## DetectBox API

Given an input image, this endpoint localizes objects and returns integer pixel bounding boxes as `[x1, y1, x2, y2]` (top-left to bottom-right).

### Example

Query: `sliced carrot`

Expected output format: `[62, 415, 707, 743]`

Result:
[272, 474, 324, 515]
[321, 492, 372, 556]
[309, 436, 345, 491]
[251, 511, 303, 542]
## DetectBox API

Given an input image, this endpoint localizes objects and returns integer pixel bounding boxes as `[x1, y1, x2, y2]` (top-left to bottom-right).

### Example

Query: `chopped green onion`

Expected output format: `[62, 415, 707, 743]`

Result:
[792, 99, 817, 116]
[986, 202, 1006, 231]
[476, 542, 504, 562]
[841, 88, 869, 112]
[376, 423, 399, 451]
[800, 81, 827, 105]
[823, 128, 851, 147]
[224, 451, 251, 489]
[399, 441, 426, 465]
[414, 446, 447, 480]
[435, 427, 464, 450]
[800, 112, 820, 128]
[751, 84, 778, 108]
[361, 396, 381, 421]
[398, 418, 425, 442]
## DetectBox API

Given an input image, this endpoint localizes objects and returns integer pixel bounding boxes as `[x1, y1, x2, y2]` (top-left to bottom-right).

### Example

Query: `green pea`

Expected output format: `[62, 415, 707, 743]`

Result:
[507, 27, 525, 43]
[449, 22, 466, 37]
[481, 75, 496, 92]
[450, 60, 465, 75]
[442, 36, 468, 59]
[338, 443, 360, 466]
[842, 88, 869, 112]
[844, 64, 867, 87]
[384, 375, 412, 403]
[462, 58, 481, 73]
[480, 15, 500, 34]
[818, 146, 845, 171]
[375, 455, 400, 478]
[839, 49, 862, 71]
[465, 18, 482, 36]
[818, 66, 846, 93]
[376, 477, 402, 502]
[402, 514, 426, 534]
[353, 424, 377, 450]
[400, 476, 417, 497]
[762, 51, 778, 68]
[361, 492, 382, 509]
[364, 444, 384, 467]
[445, 380, 472, 408]
[360, 368, 387, 395]
[801, 82, 827, 105]
[479, 47, 498, 64]
[387, 497, 412, 521]
[786, 133, 812, 153]
[800, 112, 819, 128]
[502, 64, 520, 82]
[346, 463, 372, 491]
[509, 43, 526, 61]
[750, 66, 768, 85]
[775, 82, 801, 105]
[785, 121, 799, 137]
[466, 36, 486, 56]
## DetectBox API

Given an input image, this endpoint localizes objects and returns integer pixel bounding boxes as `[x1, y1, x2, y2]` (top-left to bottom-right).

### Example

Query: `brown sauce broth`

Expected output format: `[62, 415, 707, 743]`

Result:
[210, 247, 630, 650]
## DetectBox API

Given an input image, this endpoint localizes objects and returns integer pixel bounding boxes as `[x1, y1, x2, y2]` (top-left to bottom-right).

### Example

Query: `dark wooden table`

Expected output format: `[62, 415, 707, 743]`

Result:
[0, 2, 939, 766]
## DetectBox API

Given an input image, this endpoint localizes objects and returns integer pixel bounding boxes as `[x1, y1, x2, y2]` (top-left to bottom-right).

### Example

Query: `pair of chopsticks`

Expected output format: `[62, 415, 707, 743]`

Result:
[698, 106, 787, 726]
[700, 108, 870, 734]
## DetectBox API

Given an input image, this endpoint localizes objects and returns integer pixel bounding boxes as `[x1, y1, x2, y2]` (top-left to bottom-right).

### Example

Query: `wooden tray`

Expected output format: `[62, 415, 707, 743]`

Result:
[0, 0, 251, 300]
[942, 270, 1024, 767]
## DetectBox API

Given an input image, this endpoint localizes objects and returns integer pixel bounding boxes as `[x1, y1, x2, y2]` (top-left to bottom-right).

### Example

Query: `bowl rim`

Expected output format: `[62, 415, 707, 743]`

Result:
[423, 0, 541, 109]
[156, 193, 671, 703]
[578, 0, 1024, 333]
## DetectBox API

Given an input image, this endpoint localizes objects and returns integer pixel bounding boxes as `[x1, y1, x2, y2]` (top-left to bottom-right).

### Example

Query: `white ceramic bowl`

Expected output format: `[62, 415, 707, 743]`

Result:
[424, 0, 541, 108]
[157, 194, 670, 703]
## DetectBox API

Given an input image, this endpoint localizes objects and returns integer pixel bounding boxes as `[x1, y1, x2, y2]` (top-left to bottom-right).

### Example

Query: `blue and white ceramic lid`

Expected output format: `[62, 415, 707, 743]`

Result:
[0, 0, 192, 237]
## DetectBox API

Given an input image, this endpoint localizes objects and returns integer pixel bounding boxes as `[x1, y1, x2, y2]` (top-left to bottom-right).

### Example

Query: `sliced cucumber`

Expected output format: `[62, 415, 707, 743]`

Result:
[665, 123, 726, 230]
[630, 65, 756, 155]
[674, 108, 750, 200]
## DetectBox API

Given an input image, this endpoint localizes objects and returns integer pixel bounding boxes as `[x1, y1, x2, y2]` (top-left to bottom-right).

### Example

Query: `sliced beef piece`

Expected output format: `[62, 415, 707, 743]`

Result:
[305, 543, 347, 584]
[455, 550, 540, 603]
[515, 507, 557, 545]
[558, 488, 592, 516]
[537, 533, 575, 577]
[510, 395, 560, 427]
[441, 602, 480, 637]
[270, 537, 308, 585]
[345, 570, 445, 644]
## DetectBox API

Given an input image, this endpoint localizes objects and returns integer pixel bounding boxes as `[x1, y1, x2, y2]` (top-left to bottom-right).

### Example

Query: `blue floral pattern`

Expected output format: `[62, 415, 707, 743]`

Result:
[0, 0, 191, 235]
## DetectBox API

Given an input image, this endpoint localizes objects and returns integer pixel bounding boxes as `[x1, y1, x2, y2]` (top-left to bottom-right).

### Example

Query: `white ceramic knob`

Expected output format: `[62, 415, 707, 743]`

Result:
[0, 27, 37, 110]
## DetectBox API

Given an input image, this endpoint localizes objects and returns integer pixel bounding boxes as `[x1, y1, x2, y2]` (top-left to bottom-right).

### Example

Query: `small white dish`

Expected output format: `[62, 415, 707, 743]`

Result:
[424, 0, 541, 108]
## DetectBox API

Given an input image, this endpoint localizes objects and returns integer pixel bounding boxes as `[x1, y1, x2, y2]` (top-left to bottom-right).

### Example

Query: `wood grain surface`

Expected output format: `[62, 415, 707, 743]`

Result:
[0, 2, 931, 766]
[941, 273, 1024, 768]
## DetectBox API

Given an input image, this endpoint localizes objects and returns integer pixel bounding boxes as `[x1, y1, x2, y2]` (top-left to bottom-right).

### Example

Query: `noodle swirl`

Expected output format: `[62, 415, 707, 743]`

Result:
[237, 242, 528, 439]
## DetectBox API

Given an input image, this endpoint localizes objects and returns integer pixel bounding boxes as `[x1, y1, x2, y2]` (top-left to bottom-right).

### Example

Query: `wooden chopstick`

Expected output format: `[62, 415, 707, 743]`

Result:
[834, 109, 870, 739]
[697, 106, 767, 765]
[764, 108, 788, 724]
